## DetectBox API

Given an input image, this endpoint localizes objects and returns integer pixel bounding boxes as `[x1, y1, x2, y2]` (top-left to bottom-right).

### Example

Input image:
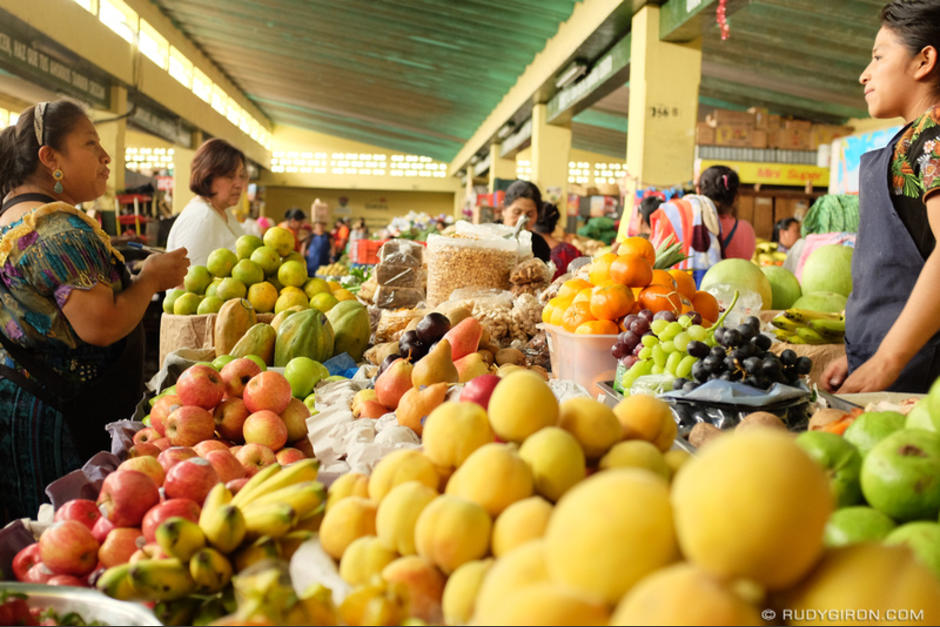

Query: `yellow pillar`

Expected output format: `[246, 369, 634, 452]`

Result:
[172, 144, 196, 215]
[89, 86, 127, 233]
[488, 142, 517, 193]
[620, 4, 702, 240]
[530, 103, 571, 206]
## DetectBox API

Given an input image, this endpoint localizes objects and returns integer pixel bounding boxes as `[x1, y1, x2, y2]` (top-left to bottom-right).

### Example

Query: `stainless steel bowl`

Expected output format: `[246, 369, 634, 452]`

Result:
[0, 582, 161, 625]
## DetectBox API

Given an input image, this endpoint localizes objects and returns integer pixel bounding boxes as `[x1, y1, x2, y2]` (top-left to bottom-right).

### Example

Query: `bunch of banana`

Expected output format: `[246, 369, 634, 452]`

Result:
[772, 308, 846, 345]
[317, 262, 348, 277]
[754, 240, 787, 266]
[97, 459, 325, 611]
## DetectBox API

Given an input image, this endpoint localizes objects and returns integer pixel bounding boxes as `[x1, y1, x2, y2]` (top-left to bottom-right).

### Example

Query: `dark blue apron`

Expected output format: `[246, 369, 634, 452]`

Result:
[844, 127, 940, 393]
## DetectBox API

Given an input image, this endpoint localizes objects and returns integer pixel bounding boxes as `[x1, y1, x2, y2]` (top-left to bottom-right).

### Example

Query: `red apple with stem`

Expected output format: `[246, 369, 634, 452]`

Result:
[157, 446, 198, 474]
[39, 520, 100, 576]
[220, 358, 263, 398]
[141, 498, 201, 543]
[204, 448, 246, 483]
[235, 443, 276, 476]
[214, 397, 250, 442]
[163, 457, 219, 505]
[165, 405, 216, 447]
[242, 410, 288, 451]
[118, 456, 165, 487]
[98, 527, 145, 568]
[458, 374, 502, 410]
[12, 543, 41, 582]
[133, 427, 161, 446]
[54, 499, 101, 531]
[97, 469, 160, 527]
[243, 371, 292, 414]
[176, 364, 225, 409]
[149, 394, 182, 436]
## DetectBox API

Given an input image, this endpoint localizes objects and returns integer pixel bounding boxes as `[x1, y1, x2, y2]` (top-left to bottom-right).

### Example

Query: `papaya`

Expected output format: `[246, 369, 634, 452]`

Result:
[230, 322, 277, 365]
[274, 308, 335, 366]
[326, 300, 371, 362]
[214, 298, 256, 357]
[271, 305, 305, 332]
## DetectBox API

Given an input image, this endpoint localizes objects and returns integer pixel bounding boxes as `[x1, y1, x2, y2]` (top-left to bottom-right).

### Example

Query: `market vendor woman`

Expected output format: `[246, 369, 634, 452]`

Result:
[823, 0, 940, 393]
[502, 180, 553, 262]
[0, 100, 189, 522]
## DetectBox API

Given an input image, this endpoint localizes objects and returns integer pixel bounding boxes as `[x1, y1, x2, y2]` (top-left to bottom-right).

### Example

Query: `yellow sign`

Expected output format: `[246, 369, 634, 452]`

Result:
[698, 160, 830, 187]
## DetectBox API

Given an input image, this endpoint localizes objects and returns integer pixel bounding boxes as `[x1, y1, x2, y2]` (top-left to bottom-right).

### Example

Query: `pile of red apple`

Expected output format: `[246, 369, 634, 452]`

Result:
[10, 360, 313, 588]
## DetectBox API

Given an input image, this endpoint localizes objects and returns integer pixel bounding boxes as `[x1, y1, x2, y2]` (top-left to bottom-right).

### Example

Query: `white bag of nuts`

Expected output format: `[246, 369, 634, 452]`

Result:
[426, 221, 533, 306]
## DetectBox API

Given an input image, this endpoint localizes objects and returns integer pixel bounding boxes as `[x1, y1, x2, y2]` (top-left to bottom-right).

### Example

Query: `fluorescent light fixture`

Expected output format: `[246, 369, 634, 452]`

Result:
[469, 154, 481, 164]
[555, 60, 588, 89]
[497, 122, 515, 139]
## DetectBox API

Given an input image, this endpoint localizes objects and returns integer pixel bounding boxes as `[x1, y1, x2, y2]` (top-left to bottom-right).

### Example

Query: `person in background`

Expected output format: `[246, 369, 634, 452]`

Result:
[772, 217, 802, 252]
[305, 221, 333, 276]
[637, 195, 664, 237]
[347, 217, 369, 256]
[533, 202, 581, 279]
[331, 217, 351, 263]
[502, 180, 552, 262]
[278, 207, 312, 252]
[166, 138, 247, 267]
[698, 165, 756, 260]
[823, 0, 940, 393]
[0, 100, 189, 522]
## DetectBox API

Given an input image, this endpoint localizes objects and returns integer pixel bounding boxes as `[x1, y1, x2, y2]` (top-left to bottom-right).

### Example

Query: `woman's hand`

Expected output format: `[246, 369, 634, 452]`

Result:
[138, 248, 190, 292]
[837, 352, 905, 394]
[820, 354, 848, 392]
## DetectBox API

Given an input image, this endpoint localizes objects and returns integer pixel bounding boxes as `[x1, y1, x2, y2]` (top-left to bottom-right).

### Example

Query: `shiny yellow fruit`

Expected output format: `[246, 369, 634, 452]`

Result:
[487, 371, 559, 443]
[476, 582, 610, 626]
[612, 394, 677, 451]
[326, 472, 370, 511]
[445, 443, 533, 517]
[318, 496, 377, 560]
[558, 397, 621, 459]
[247, 281, 278, 313]
[368, 449, 439, 502]
[518, 427, 586, 502]
[491, 496, 552, 557]
[339, 535, 397, 586]
[414, 495, 491, 575]
[441, 558, 493, 626]
[375, 480, 437, 555]
[599, 440, 671, 480]
[422, 401, 493, 470]
[472, 540, 549, 624]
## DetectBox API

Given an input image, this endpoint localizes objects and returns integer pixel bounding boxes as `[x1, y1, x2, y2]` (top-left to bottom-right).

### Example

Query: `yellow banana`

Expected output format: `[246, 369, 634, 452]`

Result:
[795, 327, 829, 344]
[244, 481, 326, 519]
[201, 503, 247, 553]
[243, 501, 297, 538]
[232, 463, 282, 507]
[771, 315, 804, 332]
[189, 547, 233, 593]
[808, 317, 846, 337]
[202, 482, 233, 514]
[784, 308, 844, 324]
[96, 562, 139, 601]
[155, 516, 206, 561]
[153, 598, 200, 627]
[129, 558, 195, 601]
[240, 459, 320, 507]
[234, 536, 281, 571]
[773, 329, 805, 345]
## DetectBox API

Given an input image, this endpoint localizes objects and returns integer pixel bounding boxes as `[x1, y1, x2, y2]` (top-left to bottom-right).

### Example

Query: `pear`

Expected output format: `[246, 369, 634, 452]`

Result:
[375, 358, 414, 410]
[412, 339, 459, 387]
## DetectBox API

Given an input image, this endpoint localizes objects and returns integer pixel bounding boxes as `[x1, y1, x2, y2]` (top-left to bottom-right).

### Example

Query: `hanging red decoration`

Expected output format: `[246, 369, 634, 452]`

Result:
[716, 0, 730, 40]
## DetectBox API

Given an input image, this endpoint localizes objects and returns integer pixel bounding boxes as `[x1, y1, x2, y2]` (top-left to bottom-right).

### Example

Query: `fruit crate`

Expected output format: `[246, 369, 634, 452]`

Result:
[541, 324, 618, 397]
[350, 239, 387, 265]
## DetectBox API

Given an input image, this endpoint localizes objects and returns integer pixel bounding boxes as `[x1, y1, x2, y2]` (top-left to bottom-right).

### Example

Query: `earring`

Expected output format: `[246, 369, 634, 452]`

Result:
[53, 169, 63, 194]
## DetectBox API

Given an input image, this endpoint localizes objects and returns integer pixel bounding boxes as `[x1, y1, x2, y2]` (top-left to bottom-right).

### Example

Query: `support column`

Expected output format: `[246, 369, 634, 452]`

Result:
[488, 142, 517, 193]
[620, 4, 702, 239]
[90, 86, 127, 234]
[530, 103, 571, 206]
[172, 143, 196, 215]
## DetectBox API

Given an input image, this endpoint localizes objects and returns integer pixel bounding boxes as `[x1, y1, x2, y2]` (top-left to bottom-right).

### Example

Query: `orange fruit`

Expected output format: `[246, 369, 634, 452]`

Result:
[609, 254, 653, 288]
[572, 288, 593, 305]
[618, 237, 656, 266]
[558, 278, 592, 301]
[691, 290, 720, 324]
[575, 320, 619, 335]
[588, 253, 618, 286]
[562, 302, 595, 333]
[541, 304, 555, 324]
[589, 284, 635, 321]
[549, 306, 567, 326]
[668, 269, 697, 300]
[649, 269, 677, 289]
[638, 284, 683, 315]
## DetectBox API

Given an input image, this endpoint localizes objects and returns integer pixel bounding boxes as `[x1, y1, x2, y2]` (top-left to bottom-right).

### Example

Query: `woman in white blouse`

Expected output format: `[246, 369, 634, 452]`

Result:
[167, 138, 248, 267]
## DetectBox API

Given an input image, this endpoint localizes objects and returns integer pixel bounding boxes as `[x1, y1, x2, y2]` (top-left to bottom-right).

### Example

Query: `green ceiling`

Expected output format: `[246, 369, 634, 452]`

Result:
[150, 0, 582, 161]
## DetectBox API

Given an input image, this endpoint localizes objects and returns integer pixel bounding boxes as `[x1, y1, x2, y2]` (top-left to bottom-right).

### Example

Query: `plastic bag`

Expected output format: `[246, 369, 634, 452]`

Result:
[374, 285, 425, 309]
[378, 239, 424, 267]
[375, 262, 424, 288]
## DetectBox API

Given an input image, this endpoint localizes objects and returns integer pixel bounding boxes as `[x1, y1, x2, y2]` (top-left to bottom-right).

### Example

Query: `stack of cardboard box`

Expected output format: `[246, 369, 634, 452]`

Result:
[696, 107, 852, 151]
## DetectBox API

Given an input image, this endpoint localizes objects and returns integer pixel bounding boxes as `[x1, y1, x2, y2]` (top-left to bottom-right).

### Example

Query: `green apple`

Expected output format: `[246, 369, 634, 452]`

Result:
[215, 277, 247, 301]
[207, 247, 238, 278]
[212, 354, 236, 370]
[906, 399, 936, 431]
[323, 375, 347, 384]
[861, 429, 940, 522]
[795, 430, 863, 507]
[245, 354, 267, 371]
[197, 295, 224, 314]
[163, 385, 176, 396]
[142, 414, 151, 427]
[884, 521, 940, 579]
[173, 292, 203, 315]
[163, 288, 186, 314]
[303, 392, 317, 413]
[284, 357, 329, 399]
[183, 265, 212, 294]
[232, 259, 265, 286]
[823, 506, 896, 548]
[236, 234, 264, 260]
[844, 411, 906, 456]
[250, 245, 281, 277]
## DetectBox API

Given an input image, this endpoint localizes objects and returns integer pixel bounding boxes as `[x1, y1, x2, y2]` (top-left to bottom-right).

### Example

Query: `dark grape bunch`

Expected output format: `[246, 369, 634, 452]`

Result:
[377, 312, 452, 377]
[672, 315, 812, 393]
[613, 309, 706, 390]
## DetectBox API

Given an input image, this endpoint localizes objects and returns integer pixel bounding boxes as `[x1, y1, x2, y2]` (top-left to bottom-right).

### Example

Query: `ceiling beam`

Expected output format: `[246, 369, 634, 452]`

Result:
[659, 0, 749, 42]
[546, 33, 631, 125]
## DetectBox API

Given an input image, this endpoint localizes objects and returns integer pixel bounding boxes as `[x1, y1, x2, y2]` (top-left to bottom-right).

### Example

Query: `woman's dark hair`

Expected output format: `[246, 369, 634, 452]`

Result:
[534, 202, 561, 234]
[504, 180, 542, 211]
[698, 165, 740, 214]
[190, 138, 246, 197]
[0, 100, 88, 196]
[638, 196, 664, 227]
[772, 217, 800, 243]
[881, 0, 940, 87]
[284, 207, 306, 221]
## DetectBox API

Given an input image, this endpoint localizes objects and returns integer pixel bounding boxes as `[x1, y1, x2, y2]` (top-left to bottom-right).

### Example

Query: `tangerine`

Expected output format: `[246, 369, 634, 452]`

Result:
[668, 269, 697, 300]
[649, 269, 677, 289]
[575, 320, 620, 335]
[691, 290, 720, 324]
[589, 284, 635, 321]
[588, 253, 618, 286]
[609, 254, 653, 288]
[562, 302, 596, 333]
[572, 288, 593, 305]
[558, 278, 592, 301]
[618, 237, 656, 266]
[638, 284, 683, 315]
